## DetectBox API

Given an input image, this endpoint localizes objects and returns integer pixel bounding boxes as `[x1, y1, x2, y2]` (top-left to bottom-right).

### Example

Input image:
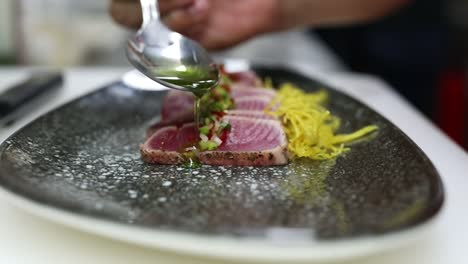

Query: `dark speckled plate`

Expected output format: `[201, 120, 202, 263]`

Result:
[0, 65, 443, 262]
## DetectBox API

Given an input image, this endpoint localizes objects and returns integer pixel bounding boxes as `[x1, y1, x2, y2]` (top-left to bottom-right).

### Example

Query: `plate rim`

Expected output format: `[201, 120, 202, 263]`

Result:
[0, 186, 441, 262]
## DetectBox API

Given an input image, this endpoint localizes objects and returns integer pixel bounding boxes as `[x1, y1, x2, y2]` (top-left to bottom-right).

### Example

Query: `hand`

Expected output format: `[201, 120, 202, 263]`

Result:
[110, 0, 282, 50]
[110, 0, 409, 50]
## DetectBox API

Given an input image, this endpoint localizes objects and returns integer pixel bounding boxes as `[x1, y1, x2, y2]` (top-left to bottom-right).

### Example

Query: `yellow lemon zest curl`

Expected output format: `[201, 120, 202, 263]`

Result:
[266, 83, 378, 160]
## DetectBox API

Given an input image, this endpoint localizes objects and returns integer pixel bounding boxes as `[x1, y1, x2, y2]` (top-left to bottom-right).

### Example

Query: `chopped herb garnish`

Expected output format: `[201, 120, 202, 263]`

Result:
[195, 72, 235, 151]
[199, 125, 210, 135]
[221, 75, 233, 85]
[199, 140, 219, 151]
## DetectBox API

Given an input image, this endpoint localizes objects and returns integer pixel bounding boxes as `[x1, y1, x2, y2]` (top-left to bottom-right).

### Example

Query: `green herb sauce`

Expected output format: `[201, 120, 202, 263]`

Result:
[157, 66, 218, 97]
[157, 66, 218, 131]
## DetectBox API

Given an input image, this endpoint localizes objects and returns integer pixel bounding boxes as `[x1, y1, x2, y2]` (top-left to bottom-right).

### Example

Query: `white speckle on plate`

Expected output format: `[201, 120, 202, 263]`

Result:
[162, 181, 172, 187]
[128, 190, 138, 198]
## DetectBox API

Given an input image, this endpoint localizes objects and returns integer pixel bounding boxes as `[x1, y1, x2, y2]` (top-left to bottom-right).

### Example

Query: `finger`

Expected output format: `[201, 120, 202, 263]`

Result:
[197, 31, 246, 51]
[183, 23, 206, 40]
[162, 10, 196, 33]
[109, 0, 142, 29]
[188, 0, 210, 18]
[162, 0, 209, 32]
[162, 10, 207, 33]
[110, 0, 194, 28]
[159, 0, 194, 16]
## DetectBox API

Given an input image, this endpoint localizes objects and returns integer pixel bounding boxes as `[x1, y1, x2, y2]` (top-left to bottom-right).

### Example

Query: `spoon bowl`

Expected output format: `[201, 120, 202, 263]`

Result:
[126, 0, 219, 95]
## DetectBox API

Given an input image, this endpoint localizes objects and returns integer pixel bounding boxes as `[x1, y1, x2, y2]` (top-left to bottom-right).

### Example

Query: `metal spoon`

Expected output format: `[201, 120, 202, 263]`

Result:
[126, 0, 219, 94]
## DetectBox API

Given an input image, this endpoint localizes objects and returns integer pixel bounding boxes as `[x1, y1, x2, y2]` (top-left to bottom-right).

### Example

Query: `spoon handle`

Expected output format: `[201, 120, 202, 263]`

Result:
[140, 0, 160, 28]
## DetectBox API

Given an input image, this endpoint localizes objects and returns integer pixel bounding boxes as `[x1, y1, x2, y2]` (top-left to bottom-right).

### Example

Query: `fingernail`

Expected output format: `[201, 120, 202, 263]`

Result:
[188, 0, 208, 16]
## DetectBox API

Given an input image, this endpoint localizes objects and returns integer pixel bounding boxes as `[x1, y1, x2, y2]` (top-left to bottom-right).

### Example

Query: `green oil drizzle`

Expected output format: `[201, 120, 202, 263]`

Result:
[284, 158, 336, 203]
[157, 66, 218, 131]
[282, 158, 350, 234]
[382, 198, 425, 228]
[157, 66, 218, 97]
[194, 96, 201, 131]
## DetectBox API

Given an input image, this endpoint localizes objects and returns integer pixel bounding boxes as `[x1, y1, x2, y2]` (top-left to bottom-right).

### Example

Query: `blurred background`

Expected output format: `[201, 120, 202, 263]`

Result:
[0, 0, 467, 149]
[0, 0, 129, 66]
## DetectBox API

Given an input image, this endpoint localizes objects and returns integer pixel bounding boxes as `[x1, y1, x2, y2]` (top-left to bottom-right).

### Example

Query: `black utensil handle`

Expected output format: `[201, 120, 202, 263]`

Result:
[0, 72, 63, 118]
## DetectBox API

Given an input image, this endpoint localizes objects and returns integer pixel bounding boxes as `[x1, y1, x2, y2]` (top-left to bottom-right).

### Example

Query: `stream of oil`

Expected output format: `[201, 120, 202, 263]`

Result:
[157, 66, 218, 129]
[156, 66, 219, 168]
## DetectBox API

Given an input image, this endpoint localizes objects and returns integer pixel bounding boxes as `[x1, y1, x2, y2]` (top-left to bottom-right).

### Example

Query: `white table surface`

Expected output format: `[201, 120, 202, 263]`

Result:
[0, 66, 467, 264]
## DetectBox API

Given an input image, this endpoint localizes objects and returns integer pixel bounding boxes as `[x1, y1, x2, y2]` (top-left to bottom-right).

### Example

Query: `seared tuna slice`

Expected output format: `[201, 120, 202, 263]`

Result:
[161, 90, 193, 121]
[230, 83, 276, 99]
[198, 116, 288, 166]
[234, 96, 271, 111]
[141, 123, 197, 164]
[226, 110, 276, 120]
[141, 116, 288, 166]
